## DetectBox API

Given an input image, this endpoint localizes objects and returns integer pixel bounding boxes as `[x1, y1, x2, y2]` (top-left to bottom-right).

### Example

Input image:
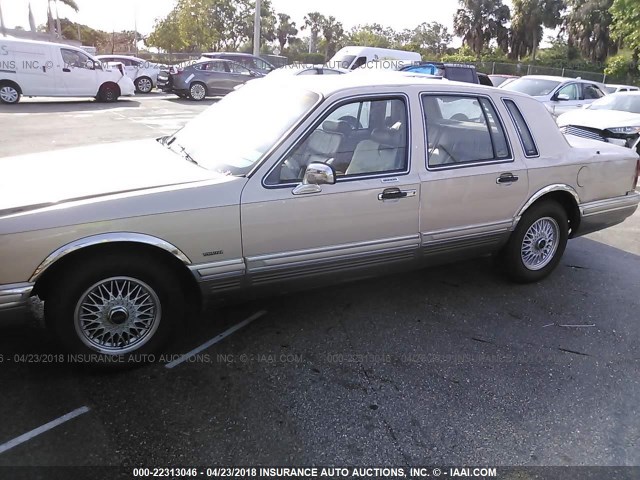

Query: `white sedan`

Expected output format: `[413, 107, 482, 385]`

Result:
[557, 92, 640, 154]
[500, 75, 608, 116]
[96, 55, 161, 93]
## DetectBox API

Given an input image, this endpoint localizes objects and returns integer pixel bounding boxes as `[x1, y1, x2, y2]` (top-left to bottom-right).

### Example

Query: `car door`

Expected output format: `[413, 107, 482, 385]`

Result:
[199, 61, 230, 96]
[240, 94, 422, 286]
[548, 82, 583, 115]
[419, 93, 530, 259]
[225, 62, 254, 91]
[59, 48, 99, 96]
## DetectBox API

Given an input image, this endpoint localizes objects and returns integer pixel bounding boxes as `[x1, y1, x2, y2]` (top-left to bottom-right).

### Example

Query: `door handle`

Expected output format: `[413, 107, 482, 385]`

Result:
[42, 66, 47, 72]
[378, 188, 417, 201]
[496, 173, 519, 184]
[62, 68, 71, 73]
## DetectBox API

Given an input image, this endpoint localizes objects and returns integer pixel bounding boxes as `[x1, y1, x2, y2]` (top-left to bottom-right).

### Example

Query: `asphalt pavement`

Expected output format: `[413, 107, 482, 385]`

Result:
[0, 93, 638, 469]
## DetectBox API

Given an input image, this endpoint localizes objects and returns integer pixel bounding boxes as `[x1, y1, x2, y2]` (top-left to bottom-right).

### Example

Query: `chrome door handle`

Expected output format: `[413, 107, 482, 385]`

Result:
[496, 173, 519, 184]
[378, 188, 416, 201]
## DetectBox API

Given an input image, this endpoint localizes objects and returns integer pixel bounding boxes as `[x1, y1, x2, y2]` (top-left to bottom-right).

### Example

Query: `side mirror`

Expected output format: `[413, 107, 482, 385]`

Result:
[555, 93, 570, 101]
[292, 162, 336, 195]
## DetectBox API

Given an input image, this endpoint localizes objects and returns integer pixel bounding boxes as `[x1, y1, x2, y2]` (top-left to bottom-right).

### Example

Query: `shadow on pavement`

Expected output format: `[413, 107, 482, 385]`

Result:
[0, 99, 143, 114]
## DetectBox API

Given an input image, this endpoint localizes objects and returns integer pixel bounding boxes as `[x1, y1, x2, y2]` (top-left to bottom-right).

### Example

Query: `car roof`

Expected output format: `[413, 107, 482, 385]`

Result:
[610, 90, 640, 96]
[520, 75, 602, 85]
[96, 54, 141, 60]
[606, 84, 638, 89]
[257, 71, 532, 99]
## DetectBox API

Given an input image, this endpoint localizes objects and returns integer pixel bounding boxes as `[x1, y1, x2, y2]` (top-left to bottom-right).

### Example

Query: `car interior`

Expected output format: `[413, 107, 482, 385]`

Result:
[267, 98, 408, 183]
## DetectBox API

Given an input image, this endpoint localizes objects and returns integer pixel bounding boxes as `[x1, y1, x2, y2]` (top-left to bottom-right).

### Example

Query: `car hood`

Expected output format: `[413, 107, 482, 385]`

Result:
[0, 139, 221, 216]
[557, 109, 640, 129]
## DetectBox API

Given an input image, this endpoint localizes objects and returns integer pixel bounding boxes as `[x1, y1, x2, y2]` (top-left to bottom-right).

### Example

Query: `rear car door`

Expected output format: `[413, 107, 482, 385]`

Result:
[419, 93, 530, 258]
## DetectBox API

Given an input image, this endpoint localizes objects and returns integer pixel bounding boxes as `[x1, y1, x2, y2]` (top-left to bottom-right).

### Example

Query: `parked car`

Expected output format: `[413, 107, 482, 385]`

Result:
[604, 84, 639, 94]
[399, 62, 482, 84]
[488, 74, 518, 87]
[329, 46, 421, 70]
[266, 64, 348, 77]
[201, 52, 275, 75]
[0, 37, 135, 104]
[557, 91, 640, 154]
[157, 59, 262, 100]
[96, 55, 161, 93]
[500, 75, 608, 116]
[1, 75, 638, 365]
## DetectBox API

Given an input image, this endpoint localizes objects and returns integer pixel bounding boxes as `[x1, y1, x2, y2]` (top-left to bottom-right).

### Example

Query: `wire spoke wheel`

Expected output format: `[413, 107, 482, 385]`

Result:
[521, 217, 560, 271]
[74, 276, 162, 354]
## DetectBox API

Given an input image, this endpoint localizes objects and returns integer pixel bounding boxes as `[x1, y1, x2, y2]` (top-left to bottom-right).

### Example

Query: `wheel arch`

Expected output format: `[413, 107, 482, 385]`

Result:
[516, 184, 581, 237]
[98, 81, 121, 96]
[0, 79, 22, 94]
[31, 233, 200, 307]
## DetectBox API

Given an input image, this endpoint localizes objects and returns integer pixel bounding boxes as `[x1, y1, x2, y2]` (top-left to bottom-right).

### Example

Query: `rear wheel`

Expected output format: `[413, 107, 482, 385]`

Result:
[135, 76, 153, 93]
[501, 201, 568, 283]
[97, 83, 120, 102]
[189, 82, 207, 101]
[45, 254, 184, 367]
[0, 82, 21, 104]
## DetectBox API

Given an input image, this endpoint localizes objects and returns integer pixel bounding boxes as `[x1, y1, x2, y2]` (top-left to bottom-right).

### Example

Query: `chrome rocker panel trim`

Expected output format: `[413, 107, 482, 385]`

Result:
[0, 282, 34, 311]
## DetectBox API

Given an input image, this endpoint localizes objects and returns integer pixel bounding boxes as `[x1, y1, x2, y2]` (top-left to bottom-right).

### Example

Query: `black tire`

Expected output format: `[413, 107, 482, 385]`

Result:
[189, 82, 207, 101]
[44, 253, 184, 368]
[97, 83, 120, 102]
[500, 200, 568, 283]
[0, 82, 21, 104]
[135, 76, 154, 93]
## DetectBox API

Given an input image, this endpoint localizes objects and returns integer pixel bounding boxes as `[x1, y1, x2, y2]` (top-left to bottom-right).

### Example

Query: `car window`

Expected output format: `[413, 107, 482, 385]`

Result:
[61, 48, 93, 69]
[298, 69, 318, 75]
[323, 69, 342, 75]
[583, 84, 604, 99]
[229, 62, 251, 75]
[352, 56, 367, 69]
[266, 98, 408, 184]
[446, 67, 476, 84]
[503, 99, 538, 157]
[557, 83, 579, 100]
[423, 94, 510, 167]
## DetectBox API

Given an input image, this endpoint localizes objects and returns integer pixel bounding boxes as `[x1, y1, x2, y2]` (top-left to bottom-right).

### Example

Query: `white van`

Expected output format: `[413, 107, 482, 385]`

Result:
[0, 37, 135, 104]
[329, 46, 421, 71]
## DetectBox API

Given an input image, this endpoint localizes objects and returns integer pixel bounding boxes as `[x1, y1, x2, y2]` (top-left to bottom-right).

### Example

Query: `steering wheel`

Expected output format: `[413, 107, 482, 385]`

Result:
[451, 113, 470, 122]
[338, 115, 362, 130]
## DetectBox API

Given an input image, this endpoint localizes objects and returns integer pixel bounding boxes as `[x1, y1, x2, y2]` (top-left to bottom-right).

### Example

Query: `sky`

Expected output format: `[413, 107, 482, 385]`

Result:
[1, 0, 470, 36]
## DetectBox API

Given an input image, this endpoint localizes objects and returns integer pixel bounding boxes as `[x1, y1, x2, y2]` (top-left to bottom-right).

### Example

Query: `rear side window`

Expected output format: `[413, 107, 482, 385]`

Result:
[503, 99, 538, 157]
[445, 67, 476, 84]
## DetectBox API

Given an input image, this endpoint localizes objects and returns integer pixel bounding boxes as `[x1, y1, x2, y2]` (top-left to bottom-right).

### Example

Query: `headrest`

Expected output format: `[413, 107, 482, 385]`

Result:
[322, 120, 351, 134]
[372, 127, 403, 147]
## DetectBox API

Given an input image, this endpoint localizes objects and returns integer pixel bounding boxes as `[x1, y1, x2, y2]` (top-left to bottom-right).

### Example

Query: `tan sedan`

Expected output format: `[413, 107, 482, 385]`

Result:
[1, 73, 639, 364]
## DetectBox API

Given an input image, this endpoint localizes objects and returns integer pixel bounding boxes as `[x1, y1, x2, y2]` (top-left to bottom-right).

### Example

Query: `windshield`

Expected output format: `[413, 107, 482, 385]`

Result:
[329, 54, 355, 70]
[169, 84, 320, 174]
[501, 78, 560, 96]
[588, 94, 640, 114]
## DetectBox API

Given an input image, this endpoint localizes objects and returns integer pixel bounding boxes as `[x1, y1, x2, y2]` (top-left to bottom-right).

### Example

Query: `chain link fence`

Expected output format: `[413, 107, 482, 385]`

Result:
[474, 62, 607, 83]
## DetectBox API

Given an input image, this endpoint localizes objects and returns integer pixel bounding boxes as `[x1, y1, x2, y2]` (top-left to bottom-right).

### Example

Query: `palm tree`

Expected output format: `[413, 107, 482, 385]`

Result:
[301, 12, 326, 54]
[510, 0, 565, 60]
[453, 0, 510, 57]
[321, 16, 344, 59]
[48, 0, 78, 38]
[276, 13, 298, 53]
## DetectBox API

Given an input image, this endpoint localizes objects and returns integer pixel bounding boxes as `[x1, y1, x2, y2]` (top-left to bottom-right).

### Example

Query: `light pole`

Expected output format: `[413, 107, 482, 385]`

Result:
[253, 0, 261, 56]
[0, 0, 6, 37]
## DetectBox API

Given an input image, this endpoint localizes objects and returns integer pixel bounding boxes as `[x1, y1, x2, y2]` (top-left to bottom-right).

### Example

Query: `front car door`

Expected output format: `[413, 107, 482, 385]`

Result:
[59, 48, 98, 96]
[240, 93, 422, 287]
[419, 91, 530, 261]
[548, 82, 583, 115]
[225, 62, 254, 92]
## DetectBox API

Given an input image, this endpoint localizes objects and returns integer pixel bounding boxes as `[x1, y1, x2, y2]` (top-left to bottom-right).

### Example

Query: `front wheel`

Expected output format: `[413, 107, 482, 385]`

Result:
[0, 83, 21, 104]
[500, 201, 568, 283]
[189, 82, 207, 101]
[97, 83, 120, 102]
[45, 254, 184, 367]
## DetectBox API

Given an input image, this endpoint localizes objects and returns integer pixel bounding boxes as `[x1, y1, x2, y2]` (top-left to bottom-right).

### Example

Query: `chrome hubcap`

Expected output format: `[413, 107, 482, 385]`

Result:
[0, 86, 18, 103]
[191, 84, 205, 100]
[137, 78, 152, 92]
[74, 277, 161, 354]
[521, 217, 560, 271]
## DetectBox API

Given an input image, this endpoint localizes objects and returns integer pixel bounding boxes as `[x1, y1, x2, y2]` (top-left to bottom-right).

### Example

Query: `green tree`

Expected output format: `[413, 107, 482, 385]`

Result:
[302, 12, 326, 54]
[276, 13, 298, 53]
[147, 8, 186, 52]
[611, 0, 640, 68]
[346, 24, 395, 48]
[565, 0, 617, 63]
[509, 0, 566, 60]
[411, 22, 453, 56]
[321, 16, 344, 59]
[243, 0, 277, 52]
[453, 0, 511, 57]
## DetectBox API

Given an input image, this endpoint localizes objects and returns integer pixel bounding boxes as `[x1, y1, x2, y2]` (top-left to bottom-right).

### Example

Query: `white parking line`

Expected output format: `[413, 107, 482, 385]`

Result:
[0, 406, 90, 455]
[165, 311, 267, 369]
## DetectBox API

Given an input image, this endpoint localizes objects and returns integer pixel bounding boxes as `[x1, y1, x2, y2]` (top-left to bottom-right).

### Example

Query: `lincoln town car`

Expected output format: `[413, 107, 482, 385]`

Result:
[1, 74, 638, 365]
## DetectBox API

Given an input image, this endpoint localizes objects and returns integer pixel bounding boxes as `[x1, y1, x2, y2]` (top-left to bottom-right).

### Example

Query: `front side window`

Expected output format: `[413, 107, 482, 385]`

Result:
[229, 62, 251, 75]
[503, 99, 538, 157]
[556, 83, 579, 100]
[266, 97, 408, 184]
[423, 94, 510, 168]
[61, 48, 93, 69]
